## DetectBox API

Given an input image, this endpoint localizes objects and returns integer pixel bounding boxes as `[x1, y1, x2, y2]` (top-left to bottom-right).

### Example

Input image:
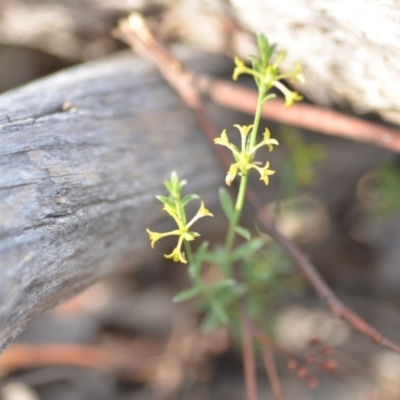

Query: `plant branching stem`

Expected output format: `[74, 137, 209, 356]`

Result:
[225, 85, 267, 270]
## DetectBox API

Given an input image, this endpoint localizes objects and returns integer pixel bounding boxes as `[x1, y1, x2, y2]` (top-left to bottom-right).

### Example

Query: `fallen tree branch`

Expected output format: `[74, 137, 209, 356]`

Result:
[0, 49, 229, 351]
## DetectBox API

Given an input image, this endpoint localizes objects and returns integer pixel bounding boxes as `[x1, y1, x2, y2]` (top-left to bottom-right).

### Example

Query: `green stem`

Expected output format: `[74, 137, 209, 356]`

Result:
[175, 198, 187, 226]
[224, 84, 267, 270]
[249, 85, 267, 151]
[184, 240, 194, 267]
[225, 174, 249, 258]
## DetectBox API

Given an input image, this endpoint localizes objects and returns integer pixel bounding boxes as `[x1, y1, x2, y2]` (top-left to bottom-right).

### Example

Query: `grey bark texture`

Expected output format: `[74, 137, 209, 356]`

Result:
[0, 49, 226, 351]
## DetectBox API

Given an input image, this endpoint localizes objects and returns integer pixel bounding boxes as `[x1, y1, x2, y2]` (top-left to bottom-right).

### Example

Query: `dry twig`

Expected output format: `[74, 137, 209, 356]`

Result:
[240, 307, 259, 400]
[0, 341, 162, 381]
[199, 79, 400, 153]
[261, 345, 285, 400]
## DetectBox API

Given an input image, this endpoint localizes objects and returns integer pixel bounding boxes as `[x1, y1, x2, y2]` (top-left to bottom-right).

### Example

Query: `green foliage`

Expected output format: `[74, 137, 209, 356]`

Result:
[277, 124, 326, 201]
[359, 163, 400, 219]
[146, 34, 305, 332]
[242, 246, 302, 322]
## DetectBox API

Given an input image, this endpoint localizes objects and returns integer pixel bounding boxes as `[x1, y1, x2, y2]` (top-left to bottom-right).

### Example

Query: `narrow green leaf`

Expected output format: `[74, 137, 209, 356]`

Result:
[250, 57, 261, 73]
[251, 58, 261, 86]
[172, 286, 202, 303]
[264, 43, 277, 64]
[262, 93, 277, 104]
[257, 33, 269, 65]
[232, 237, 265, 261]
[219, 187, 235, 220]
[234, 225, 251, 241]
[188, 264, 196, 278]
[203, 246, 228, 265]
[201, 309, 223, 332]
[181, 193, 199, 207]
[165, 171, 186, 196]
[189, 241, 209, 277]
[209, 298, 229, 325]
[195, 241, 209, 265]
[156, 195, 174, 208]
[208, 279, 236, 292]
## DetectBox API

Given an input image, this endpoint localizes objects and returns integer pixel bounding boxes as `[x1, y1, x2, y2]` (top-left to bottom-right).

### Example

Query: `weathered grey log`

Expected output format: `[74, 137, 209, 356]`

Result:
[0, 49, 227, 351]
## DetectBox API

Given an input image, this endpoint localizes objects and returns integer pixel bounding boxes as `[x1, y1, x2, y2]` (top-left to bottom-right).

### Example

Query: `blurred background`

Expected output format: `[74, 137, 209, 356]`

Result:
[1, 1, 400, 399]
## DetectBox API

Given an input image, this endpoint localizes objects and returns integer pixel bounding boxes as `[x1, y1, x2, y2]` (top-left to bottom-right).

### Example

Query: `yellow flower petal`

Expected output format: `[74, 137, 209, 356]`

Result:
[214, 129, 230, 146]
[164, 235, 187, 263]
[233, 56, 245, 81]
[233, 124, 253, 138]
[291, 62, 305, 84]
[165, 247, 187, 263]
[198, 201, 213, 218]
[146, 228, 180, 248]
[226, 163, 239, 186]
[162, 203, 182, 227]
[273, 81, 303, 107]
[259, 162, 276, 185]
[187, 202, 214, 228]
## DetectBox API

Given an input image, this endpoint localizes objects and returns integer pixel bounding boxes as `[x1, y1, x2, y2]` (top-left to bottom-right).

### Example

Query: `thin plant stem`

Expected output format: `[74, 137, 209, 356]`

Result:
[248, 85, 267, 150]
[183, 241, 194, 266]
[224, 174, 248, 259]
[224, 85, 266, 263]
[261, 345, 285, 400]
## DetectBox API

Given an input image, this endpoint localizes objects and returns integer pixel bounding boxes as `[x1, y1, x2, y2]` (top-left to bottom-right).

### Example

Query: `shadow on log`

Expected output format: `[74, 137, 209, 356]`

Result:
[0, 49, 228, 351]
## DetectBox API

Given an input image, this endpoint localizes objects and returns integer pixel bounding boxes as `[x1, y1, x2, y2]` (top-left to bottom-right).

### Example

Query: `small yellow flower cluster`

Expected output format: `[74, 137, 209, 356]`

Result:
[146, 173, 213, 264]
[233, 54, 304, 107]
[214, 124, 278, 186]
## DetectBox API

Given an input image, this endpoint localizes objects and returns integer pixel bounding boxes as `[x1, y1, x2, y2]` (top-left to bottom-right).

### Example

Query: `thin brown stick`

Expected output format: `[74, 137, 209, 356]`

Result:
[114, 12, 400, 356]
[0, 342, 162, 381]
[199, 79, 400, 153]
[240, 308, 258, 400]
[248, 187, 400, 354]
[261, 345, 285, 400]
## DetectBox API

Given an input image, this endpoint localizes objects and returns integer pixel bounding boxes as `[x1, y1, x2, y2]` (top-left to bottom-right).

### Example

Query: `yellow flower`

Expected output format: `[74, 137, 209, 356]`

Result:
[273, 81, 303, 106]
[146, 202, 212, 264]
[214, 124, 279, 186]
[165, 247, 186, 263]
[147, 228, 181, 249]
[225, 164, 240, 186]
[233, 124, 252, 138]
[232, 56, 262, 81]
[291, 62, 305, 84]
[253, 161, 276, 185]
[164, 235, 187, 263]
[250, 128, 279, 154]
[234, 124, 253, 150]
[214, 129, 231, 147]
[187, 202, 214, 227]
